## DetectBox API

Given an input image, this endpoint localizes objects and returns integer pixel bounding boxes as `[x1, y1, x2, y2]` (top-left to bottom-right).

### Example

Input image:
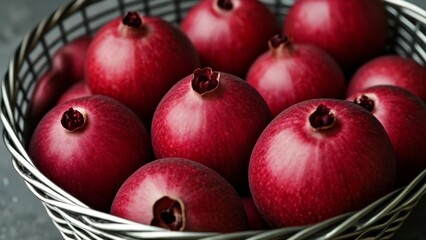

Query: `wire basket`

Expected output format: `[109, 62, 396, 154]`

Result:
[1, 0, 426, 239]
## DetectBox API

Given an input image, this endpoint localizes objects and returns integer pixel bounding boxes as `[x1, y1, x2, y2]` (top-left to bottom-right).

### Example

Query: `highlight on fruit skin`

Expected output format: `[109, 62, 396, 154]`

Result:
[347, 55, 426, 103]
[247, 33, 346, 117]
[249, 98, 396, 227]
[348, 85, 426, 187]
[284, 0, 389, 71]
[151, 66, 272, 194]
[28, 95, 152, 212]
[85, 11, 200, 126]
[180, 0, 280, 78]
[111, 158, 249, 233]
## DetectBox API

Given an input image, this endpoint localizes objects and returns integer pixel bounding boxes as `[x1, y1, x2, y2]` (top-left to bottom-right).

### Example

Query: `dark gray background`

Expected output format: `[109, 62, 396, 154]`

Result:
[1, 0, 426, 239]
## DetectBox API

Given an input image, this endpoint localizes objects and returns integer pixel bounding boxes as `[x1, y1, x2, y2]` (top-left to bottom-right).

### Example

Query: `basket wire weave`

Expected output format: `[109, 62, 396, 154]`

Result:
[1, 0, 426, 239]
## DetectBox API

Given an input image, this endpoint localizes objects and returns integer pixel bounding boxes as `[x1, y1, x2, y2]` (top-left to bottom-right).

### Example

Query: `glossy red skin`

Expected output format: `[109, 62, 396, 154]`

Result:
[347, 55, 426, 102]
[27, 36, 92, 138]
[111, 158, 249, 232]
[151, 72, 272, 193]
[29, 95, 152, 212]
[347, 86, 426, 186]
[52, 35, 92, 82]
[86, 15, 200, 125]
[180, 0, 279, 78]
[56, 81, 92, 105]
[249, 99, 396, 227]
[247, 43, 346, 117]
[241, 196, 270, 230]
[28, 70, 68, 134]
[284, 0, 388, 71]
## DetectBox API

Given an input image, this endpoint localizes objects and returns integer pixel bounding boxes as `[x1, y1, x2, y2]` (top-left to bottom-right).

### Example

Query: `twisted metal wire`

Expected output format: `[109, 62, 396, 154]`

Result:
[1, 0, 426, 239]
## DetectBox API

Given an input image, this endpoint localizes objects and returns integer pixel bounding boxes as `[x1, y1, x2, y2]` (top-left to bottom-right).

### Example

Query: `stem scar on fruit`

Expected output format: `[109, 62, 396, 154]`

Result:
[151, 196, 185, 231]
[309, 104, 336, 131]
[191, 67, 220, 96]
[120, 11, 147, 36]
[61, 107, 87, 132]
[268, 34, 295, 56]
[353, 94, 376, 112]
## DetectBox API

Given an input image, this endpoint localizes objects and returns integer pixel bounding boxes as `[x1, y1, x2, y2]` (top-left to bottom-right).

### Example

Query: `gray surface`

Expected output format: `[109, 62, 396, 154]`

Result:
[0, 0, 426, 239]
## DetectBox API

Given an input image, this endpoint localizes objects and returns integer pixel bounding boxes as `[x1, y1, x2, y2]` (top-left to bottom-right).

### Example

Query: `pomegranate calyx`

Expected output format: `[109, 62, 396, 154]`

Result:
[270, 34, 290, 48]
[191, 67, 220, 95]
[120, 12, 146, 36]
[61, 107, 86, 132]
[217, 0, 233, 10]
[354, 95, 375, 112]
[309, 104, 336, 130]
[122, 12, 143, 28]
[268, 34, 294, 56]
[151, 196, 185, 231]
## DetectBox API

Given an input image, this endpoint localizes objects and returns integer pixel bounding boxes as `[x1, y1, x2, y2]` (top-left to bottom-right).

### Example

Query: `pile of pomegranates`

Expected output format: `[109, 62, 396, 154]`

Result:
[27, 0, 426, 233]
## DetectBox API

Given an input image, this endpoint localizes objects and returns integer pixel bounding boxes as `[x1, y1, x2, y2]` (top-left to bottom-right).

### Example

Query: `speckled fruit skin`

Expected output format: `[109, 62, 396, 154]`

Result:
[111, 158, 249, 232]
[29, 95, 152, 212]
[249, 99, 396, 227]
[347, 55, 426, 102]
[180, 0, 279, 78]
[86, 14, 200, 125]
[347, 85, 426, 186]
[284, 0, 388, 71]
[247, 42, 346, 117]
[151, 71, 272, 193]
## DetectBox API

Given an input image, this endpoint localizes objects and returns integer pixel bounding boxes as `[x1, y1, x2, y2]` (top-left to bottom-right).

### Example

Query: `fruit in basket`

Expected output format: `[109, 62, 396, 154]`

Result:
[347, 55, 426, 102]
[86, 12, 200, 126]
[348, 85, 426, 186]
[28, 71, 67, 131]
[111, 158, 249, 232]
[56, 81, 92, 105]
[249, 99, 396, 227]
[28, 95, 152, 212]
[151, 67, 272, 193]
[241, 196, 270, 230]
[28, 35, 92, 136]
[247, 34, 346, 117]
[51, 35, 92, 83]
[284, 0, 388, 71]
[180, 0, 280, 78]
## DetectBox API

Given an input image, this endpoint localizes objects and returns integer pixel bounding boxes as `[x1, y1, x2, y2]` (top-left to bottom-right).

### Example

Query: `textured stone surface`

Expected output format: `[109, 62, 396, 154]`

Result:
[0, 0, 425, 239]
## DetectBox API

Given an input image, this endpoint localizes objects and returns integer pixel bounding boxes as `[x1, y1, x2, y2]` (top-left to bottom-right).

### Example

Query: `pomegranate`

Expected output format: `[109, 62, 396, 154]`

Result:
[249, 99, 396, 227]
[151, 67, 272, 193]
[111, 158, 249, 232]
[86, 12, 200, 125]
[56, 81, 92, 105]
[247, 34, 346, 117]
[347, 55, 426, 102]
[348, 85, 426, 186]
[284, 0, 388, 71]
[181, 0, 279, 78]
[28, 95, 152, 212]
[27, 70, 68, 136]
[27, 35, 92, 136]
[51, 35, 92, 82]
